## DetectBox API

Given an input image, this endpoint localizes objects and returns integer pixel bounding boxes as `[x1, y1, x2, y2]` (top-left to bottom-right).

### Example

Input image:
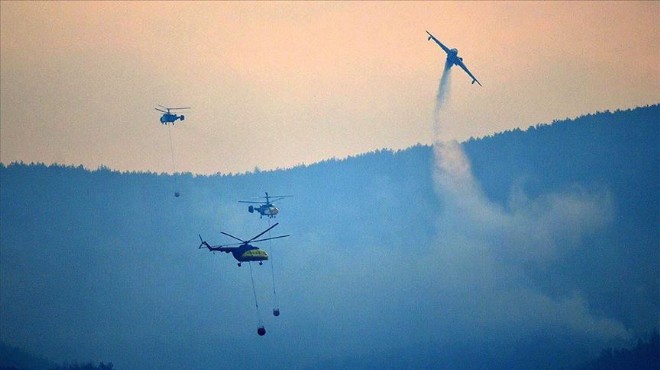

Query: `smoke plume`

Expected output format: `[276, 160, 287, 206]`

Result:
[429, 60, 628, 345]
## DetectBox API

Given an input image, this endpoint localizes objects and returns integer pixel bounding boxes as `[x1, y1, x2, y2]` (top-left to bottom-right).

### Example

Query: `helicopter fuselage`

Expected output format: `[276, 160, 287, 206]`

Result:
[249, 204, 279, 218]
[231, 245, 269, 262]
[160, 113, 185, 124]
[209, 244, 268, 262]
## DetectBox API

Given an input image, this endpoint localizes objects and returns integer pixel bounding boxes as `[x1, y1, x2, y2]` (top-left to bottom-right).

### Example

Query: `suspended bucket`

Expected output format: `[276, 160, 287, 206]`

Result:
[257, 326, 266, 336]
[174, 191, 180, 198]
[273, 308, 280, 317]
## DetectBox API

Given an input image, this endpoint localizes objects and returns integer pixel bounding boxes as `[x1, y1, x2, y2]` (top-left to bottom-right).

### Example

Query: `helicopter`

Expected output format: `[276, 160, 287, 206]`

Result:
[239, 192, 292, 219]
[155, 105, 190, 125]
[198, 223, 290, 267]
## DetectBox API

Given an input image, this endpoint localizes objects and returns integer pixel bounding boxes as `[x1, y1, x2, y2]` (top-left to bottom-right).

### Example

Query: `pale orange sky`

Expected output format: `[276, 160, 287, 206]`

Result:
[1, 1, 658, 174]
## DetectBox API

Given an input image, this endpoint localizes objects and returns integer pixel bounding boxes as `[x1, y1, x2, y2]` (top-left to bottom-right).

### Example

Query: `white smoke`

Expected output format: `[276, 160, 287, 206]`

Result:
[429, 64, 629, 343]
[432, 60, 453, 141]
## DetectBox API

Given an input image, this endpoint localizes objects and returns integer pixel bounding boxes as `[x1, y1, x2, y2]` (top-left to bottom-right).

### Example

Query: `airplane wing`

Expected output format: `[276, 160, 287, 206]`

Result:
[426, 31, 451, 55]
[456, 60, 482, 86]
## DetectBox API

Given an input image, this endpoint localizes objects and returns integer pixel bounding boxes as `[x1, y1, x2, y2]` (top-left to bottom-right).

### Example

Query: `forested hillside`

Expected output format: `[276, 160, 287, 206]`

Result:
[1, 105, 657, 369]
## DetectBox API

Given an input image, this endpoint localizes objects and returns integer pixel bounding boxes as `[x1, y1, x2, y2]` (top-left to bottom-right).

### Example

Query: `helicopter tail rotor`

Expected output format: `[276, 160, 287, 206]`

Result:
[198, 234, 209, 249]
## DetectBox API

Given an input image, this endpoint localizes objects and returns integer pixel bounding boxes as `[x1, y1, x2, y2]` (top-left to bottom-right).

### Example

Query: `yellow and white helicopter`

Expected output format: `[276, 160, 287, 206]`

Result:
[198, 223, 289, 267]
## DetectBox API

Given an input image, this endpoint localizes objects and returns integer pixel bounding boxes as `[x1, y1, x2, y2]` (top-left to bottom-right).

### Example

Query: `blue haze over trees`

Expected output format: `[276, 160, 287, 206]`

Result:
[0, 105, 658, 369]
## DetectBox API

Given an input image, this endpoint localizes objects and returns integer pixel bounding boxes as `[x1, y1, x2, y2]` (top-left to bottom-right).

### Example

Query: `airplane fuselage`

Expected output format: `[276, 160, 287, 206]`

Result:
[446, 48, 463, 66]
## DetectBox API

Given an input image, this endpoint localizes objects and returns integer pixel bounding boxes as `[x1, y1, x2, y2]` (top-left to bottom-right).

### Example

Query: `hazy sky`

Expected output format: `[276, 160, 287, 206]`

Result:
[1, 1, 658, 174]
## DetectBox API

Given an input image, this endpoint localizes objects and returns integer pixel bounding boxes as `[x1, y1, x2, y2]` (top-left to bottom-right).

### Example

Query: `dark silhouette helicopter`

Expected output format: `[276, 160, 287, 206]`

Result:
[198, 223, 289, 267]
[239, 192, 292, 219]
[155, 105, 190, 125]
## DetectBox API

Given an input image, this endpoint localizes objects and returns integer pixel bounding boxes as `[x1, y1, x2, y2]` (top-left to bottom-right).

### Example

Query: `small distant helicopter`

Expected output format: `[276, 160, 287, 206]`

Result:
[239, 192, 292, 219]
[198, 223, 290, 267]
[155, 105, 190, 125]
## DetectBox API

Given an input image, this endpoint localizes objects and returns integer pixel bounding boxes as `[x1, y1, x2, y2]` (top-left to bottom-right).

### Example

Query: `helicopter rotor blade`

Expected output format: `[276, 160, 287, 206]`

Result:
[199, 235, 243, 249]
[155, 108, 167, 113]
[263, 194, 292, 200]
[238, 201, 263, 204]
[247, 223, 279, 243]
[220, 231, 246, 243]
[216, 242, 243, 247]
[157, 104, 189, 111]
[251, 234, 290, 244]
[243, 194, 292, 200]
